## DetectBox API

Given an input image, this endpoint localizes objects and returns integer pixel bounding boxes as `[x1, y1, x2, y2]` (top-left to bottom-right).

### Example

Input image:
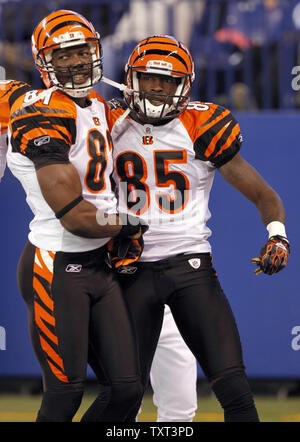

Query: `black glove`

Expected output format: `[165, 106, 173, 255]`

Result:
[118, 212, 149, 238]
[106, 235, 144, 274]
[251, 235, 290, 275]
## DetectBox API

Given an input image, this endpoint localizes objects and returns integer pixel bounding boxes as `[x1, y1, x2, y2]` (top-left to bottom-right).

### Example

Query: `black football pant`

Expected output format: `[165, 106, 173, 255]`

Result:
[118, 252, 259, 422]
[17, 241, 142, 422]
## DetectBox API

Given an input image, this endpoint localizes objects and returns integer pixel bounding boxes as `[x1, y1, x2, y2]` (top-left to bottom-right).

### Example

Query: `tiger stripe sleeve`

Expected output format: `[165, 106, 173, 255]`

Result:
[0, 80, 31, 134]
[0, 81, 32, 180]
[193, 105, 242, 168]
[9, 93, 77, 170]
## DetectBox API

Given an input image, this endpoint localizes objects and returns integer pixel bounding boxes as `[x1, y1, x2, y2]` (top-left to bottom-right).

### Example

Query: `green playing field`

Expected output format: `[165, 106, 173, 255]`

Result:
[0, 394, 300, 422]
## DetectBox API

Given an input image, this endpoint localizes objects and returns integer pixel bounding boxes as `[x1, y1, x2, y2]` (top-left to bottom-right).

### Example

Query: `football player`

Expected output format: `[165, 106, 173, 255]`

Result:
[1, 82, 198, 423]
[105, 35, 290, 422]
[0, 66, 197, 427]
[2, 10, 146, 422]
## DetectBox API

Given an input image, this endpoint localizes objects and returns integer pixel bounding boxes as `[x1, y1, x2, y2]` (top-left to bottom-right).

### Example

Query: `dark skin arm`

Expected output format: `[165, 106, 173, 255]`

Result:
[218, 153, 286, 226]
[36, 162, 123, 238]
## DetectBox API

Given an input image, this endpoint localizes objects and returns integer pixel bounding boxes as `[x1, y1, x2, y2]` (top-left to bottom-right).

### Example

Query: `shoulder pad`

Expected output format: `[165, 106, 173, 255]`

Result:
[192, 104, 242, 167]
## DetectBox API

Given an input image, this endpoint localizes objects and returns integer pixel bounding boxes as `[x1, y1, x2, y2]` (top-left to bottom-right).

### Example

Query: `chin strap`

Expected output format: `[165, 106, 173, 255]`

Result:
[101, 76, 133, 96]
[101, 76, 133, 126]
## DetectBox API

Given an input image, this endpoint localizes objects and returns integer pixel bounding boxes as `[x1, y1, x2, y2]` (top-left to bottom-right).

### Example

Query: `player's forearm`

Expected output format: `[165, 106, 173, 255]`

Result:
[36, 162, 143, 239]
[255, 186, 286, 227]
[37, 163, 123, 238]
[60, 199, 122, 238]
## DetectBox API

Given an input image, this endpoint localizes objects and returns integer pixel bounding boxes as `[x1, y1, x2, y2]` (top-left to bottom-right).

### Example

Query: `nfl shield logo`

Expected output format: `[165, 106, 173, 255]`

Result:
[188, 258, 201, 269]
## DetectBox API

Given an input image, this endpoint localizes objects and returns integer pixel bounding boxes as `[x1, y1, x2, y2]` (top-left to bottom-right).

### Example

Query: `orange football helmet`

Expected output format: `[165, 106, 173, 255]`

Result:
[124, 35, 195, 122]
[31, 10, 103, 98]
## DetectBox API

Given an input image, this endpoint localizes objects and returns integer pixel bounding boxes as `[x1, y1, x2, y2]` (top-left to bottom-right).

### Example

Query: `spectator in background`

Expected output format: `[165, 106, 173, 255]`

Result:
[292, 0, 300, 30]
[190, 0, 295, 109]
[0, 0, 127, 89]
[96, 0, 206, 100]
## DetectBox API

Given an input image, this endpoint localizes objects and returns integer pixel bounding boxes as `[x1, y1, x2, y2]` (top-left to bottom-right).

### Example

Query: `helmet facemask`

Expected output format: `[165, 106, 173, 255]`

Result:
[124, 63, 191, 123]
[34, 38, 103, 98]
[125, 64, 191, 123]
[31, 10, 103, 98]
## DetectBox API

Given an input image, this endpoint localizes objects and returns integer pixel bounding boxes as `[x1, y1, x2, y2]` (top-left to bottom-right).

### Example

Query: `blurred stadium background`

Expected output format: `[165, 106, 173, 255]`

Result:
[0, 0, 300, 422]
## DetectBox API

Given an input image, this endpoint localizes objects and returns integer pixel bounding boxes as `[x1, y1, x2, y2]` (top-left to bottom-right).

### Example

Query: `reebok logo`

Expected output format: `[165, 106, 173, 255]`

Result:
[117, 266, 137, 274]
[34, 135, 50, 147]
[65, 264, 82, 273]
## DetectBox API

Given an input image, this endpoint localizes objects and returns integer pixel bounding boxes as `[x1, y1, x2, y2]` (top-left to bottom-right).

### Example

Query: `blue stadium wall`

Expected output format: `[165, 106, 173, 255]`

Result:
[0, 112, 299, 379]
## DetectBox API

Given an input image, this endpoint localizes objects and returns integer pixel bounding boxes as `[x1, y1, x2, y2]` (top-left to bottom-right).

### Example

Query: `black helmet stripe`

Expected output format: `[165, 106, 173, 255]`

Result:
[132, 49, 189, 71]
[137, 37, 193, 66]
[36, 12, 77, 47]
[140, 39, 178, 47]
[42, 20, 92, 47]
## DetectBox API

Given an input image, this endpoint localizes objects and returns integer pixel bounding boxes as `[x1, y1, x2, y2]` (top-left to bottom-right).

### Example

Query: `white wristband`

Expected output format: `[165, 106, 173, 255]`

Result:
[266, 221, 287, 240]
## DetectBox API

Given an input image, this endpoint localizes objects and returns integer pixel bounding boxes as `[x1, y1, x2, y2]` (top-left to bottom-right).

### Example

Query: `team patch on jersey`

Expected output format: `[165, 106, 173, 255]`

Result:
[188, 258, 201, 269]
[142, 135, 153, 145]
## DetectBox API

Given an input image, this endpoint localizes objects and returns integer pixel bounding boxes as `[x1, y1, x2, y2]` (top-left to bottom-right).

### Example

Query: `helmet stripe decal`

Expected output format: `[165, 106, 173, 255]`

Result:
[36, 12, 77, 47]
[42, 20, 92, 47]
[132, 49, 189, 71]
[137, 38, 193, 65]
[140, 40, 178, 47]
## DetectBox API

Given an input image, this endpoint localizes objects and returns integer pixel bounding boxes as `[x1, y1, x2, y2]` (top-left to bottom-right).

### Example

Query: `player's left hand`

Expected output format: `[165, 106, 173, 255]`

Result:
[251, 235, 290, 275]
[106, 235, 144, 273]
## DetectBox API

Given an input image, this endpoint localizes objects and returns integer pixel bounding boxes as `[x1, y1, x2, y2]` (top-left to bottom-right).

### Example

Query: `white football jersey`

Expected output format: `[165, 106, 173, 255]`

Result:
[108, 100, 242, 261]
[6, 86, 117, 252]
